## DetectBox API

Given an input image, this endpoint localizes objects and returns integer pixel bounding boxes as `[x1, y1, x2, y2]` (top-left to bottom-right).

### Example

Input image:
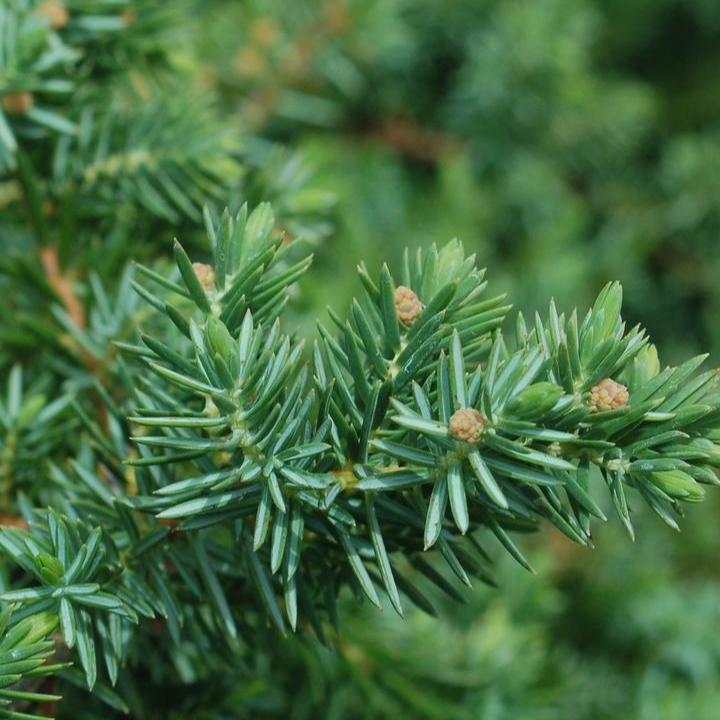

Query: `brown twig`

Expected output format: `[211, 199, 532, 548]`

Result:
[374, 117, 458, 162]
[40, 246, 85, 330]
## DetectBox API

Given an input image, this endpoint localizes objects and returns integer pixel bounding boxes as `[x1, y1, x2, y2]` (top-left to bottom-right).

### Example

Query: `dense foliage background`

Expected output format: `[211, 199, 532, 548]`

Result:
[2, 1, 720, 718]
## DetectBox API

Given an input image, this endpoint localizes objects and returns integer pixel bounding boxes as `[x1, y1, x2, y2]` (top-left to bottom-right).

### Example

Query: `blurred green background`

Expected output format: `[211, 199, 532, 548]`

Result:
[198, 0, 720, 363]
[174, 0, 720, 718]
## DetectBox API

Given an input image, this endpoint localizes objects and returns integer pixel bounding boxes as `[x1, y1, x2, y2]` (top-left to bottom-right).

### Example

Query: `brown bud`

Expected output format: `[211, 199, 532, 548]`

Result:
[192, 262, 216, 291]
[449, 408, 486, 444]
[588, 378, 629, 413]
[36, 1, 70, 30]
[2, 92, 34, 115]
[394, 286, 422, 325]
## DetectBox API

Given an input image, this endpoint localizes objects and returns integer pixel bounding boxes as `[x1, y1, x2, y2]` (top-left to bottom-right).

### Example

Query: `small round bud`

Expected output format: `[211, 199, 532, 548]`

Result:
[394, 286, 422, 325]
[449, 408, 486, 444]
[588, 379, 629, 413]
[2, 92, 34, 115]
[36, 1, 69, 29]
[192, 262, 216, 291]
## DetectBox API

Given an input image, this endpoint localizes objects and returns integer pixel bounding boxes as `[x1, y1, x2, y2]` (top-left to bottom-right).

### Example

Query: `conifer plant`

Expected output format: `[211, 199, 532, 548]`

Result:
[3, 201, 720, 716]
[2, 2, 720, 719]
